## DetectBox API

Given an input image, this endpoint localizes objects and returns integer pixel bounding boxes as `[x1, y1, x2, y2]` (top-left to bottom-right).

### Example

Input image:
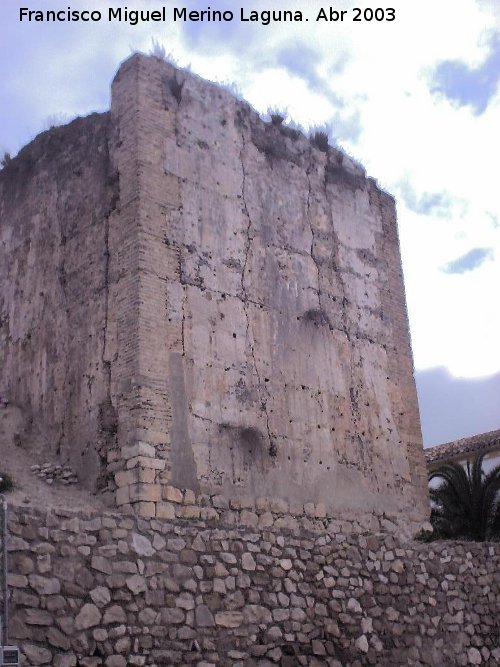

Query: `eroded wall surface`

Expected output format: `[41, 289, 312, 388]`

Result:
[109, 55, 428, 522]
[0, 114, 116, 488]
[1, 54, 428, 521]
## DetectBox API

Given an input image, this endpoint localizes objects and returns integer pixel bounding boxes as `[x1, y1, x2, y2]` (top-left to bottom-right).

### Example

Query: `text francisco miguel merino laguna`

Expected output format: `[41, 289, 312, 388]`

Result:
[19, 6, 345, 25]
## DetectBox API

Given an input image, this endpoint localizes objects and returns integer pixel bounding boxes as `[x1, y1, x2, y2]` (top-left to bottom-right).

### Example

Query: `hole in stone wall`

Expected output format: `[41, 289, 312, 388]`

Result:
[302, 308, 332, 329]
[240, 426, 264, 452]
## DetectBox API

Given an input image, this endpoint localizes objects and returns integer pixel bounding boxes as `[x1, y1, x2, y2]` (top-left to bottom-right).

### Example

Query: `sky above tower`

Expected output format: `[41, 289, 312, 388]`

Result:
[1, 0, 499, 444]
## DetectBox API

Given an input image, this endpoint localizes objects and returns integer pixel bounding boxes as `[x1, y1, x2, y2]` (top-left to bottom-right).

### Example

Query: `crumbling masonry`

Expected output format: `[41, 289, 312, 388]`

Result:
[0, 54, 428, 528]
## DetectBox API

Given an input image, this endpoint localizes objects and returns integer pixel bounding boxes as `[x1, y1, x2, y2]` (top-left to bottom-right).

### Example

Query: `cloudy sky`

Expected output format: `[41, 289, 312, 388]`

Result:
[1, 0, 499, 445]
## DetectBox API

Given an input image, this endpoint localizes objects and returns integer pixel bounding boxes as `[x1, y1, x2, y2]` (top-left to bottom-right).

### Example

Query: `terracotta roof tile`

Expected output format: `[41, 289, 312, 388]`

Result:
[424, 429, 500, 465]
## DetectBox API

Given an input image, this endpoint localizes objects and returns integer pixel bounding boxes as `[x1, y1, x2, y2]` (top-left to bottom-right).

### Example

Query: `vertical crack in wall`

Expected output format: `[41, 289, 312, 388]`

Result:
[98, 132, 119, 491]
[322, 156, 367, 469]
[102, 225, 111, 389]
[180, 284, 187, 357]
[173, 78, 187, 361]
[55, 184, 69, 459]
[102, 151, 113, 405]
[305, 164, 324, 315]
[97, 205, 113, 489]
[239, 131, 275, 458]
[322, 161, 351, 346]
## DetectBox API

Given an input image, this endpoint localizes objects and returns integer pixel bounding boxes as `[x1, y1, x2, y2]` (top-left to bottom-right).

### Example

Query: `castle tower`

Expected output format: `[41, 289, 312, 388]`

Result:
[0, 54, 429, 526]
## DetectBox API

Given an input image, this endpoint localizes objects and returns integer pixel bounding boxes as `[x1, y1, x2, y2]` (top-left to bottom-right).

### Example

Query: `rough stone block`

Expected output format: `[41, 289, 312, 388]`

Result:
[215, 611, 244, 628]
[183, 489, 196, 505]
[121, 442, 156, 460]
[135, 502, 156, 518]
[115, 468, 156, 488]
[129, 484, 162, 503]
[126, 456, 166, 470]
[176, 505, 201, 519]
[163, 486, 184, 503]
[156, 502, 176, 519]
[115, 486, 130, 506]
[75, 603, 102, 630]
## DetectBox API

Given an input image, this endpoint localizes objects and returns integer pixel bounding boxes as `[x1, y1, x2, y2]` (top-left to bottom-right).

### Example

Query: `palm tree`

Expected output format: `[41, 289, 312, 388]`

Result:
[429, 454, 500, 541]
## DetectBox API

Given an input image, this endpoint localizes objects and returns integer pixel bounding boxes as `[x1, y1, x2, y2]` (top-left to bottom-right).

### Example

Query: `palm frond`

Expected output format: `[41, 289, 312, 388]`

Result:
[428, 455, 500, 541]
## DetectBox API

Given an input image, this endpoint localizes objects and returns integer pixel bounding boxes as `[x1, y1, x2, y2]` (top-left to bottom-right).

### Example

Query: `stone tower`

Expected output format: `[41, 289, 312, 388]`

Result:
[0, 54, 429, 526]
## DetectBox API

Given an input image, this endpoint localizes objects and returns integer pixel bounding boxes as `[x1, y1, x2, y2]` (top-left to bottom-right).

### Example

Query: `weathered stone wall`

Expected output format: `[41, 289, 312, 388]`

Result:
[108, 54, 428, 523]
[7, 502, 499, 666]
[0, 114, 117, 488]
[1, 53, 428, 522]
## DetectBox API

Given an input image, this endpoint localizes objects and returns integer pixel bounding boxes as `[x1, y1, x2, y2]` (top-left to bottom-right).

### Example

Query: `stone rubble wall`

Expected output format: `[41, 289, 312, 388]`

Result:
[30, 463, 79, 486]
[7, 503, 499, 666]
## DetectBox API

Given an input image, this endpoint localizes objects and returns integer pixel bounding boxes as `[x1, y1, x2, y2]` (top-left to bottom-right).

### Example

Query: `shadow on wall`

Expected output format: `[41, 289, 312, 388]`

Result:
[416, 367, 500, 447]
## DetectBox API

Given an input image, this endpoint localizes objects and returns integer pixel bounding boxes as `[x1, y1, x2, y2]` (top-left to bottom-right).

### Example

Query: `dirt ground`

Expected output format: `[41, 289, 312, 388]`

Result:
[0, 403, 106, 511]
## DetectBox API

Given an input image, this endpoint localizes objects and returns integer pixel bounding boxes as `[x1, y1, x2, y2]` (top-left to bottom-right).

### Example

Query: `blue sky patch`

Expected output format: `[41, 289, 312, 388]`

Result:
[431, 34, 500, 114]
[276, 42, 346, 109]
[398, 181, 452, 217]
[330, 109, 362, 143]
[277, 44, 327, 95]
[442, 247, 494, 274]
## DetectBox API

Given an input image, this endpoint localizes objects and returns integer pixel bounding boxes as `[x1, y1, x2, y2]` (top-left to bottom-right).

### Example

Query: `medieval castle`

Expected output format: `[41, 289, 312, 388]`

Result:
[0, 53, 428, 526]
[1, 55, 495, 667]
